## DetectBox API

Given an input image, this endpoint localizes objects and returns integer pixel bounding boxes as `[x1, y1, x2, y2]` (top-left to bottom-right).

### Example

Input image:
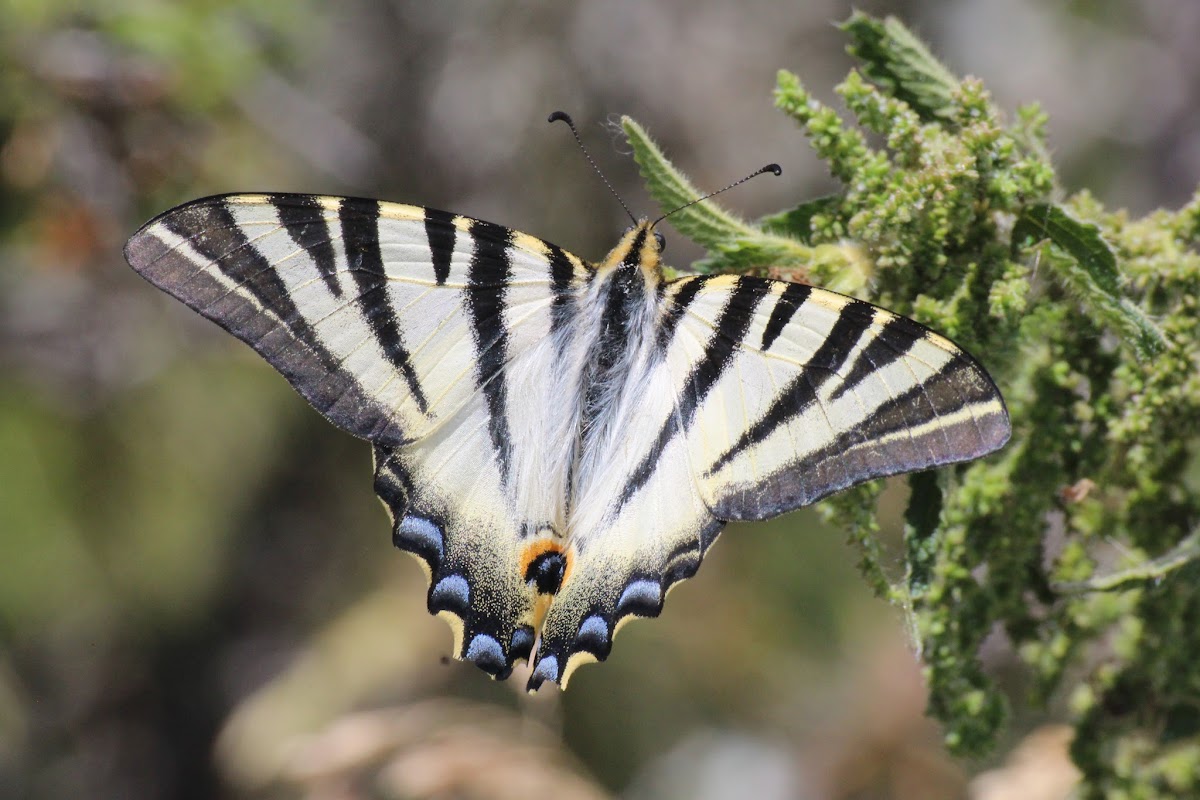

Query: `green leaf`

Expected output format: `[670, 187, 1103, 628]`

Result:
[758, 195, 839, 242]
[841, 12, 960, 122]
[1014, 203, 1166, 358]
[1014, 203, 1120, 294]
[695, 237, 809, 274]
[622, 115, 874, 293]
[621, 115, 756, 247]
[1054, 528, 1200, 595]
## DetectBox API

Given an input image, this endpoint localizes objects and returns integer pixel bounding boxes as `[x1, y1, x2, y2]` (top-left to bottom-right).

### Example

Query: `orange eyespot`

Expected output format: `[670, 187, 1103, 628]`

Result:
[520, 538, 572, 596]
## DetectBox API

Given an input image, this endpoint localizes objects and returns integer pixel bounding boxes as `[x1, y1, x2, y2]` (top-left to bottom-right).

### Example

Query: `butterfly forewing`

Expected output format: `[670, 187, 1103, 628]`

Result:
[662, 275, 1010, 520]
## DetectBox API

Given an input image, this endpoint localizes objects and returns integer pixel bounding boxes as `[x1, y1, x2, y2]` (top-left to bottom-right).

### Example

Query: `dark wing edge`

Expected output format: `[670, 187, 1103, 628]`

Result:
[125, 194, 411, 446]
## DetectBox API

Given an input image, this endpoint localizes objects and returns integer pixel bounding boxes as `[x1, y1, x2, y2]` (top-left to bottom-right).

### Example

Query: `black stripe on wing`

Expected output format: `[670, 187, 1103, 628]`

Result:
[340, 197, 431, 416]
[616, 277, 772, 510]
[271, 195, 341, 297]
[827, 311, 924, 403]
[424, 207, 457, 285]
[160, 199, 339, 370]
[675, 278, 772, 422]
[705, 297, 877, 477]
[466, 218, 516, 483]
[760, 282, 812, 351]
[545, 241, 581, 340]
[125, 195, 410, 447]
[711, 354, 1010, 519]
[656, 275, 711, 351]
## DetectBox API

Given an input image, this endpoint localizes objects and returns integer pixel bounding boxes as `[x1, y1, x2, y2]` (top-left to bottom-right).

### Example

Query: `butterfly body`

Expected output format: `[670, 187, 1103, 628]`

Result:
[126, 193, 1009, 690]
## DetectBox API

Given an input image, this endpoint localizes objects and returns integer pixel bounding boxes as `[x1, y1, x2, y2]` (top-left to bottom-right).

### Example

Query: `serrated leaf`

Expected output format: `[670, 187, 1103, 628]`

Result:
[1013, 203, 1120, 294]
[758, 195, 839, 242]
[621, 116, 755, 247]
[1014, 203, 1166, 358]
[841, 12, 959, 122]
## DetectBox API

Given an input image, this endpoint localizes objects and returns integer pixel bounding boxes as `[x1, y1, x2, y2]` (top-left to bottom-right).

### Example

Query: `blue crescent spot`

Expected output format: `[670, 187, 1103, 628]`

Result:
[510, 627, 535, 658]
[577, 615, 610, 649]
[431, 574, 470, 607]
[616, 579, 662, 615]
[465, 634, 505, 670]
[398, 516, 445, 560]
[532, 655, 560, 684]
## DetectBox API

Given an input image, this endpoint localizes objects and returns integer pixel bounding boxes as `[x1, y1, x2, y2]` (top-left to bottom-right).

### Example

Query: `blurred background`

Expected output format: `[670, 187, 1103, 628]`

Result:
[2, 1, 1198, 798]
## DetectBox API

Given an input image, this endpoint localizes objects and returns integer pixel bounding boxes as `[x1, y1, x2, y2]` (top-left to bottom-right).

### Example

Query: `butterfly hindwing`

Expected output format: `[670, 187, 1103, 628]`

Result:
[374, 443, 538, 679]
[126, 193, 593, 678]
[529, 403, 724, 688]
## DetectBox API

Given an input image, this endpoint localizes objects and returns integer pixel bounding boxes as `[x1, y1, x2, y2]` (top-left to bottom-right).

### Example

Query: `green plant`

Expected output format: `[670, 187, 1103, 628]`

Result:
[625, 12, 1200, 798]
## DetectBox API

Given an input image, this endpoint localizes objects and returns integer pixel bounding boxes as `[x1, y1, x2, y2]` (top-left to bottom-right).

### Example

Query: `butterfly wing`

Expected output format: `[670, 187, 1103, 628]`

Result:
[125, 194, 592, 678]
[527, 272, 1009, 689]
[662, 275, 1010, 520]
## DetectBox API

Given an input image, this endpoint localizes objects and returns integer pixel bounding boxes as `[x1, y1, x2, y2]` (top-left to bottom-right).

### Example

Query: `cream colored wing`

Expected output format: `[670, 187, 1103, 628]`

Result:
[125, 194, 592, 679]
[662, 275, 1010, 519]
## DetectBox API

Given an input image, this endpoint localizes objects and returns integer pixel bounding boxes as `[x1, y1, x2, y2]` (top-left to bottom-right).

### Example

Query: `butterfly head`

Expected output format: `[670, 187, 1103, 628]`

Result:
[596, 160, 782, 280]
[600, 220, 667, 279]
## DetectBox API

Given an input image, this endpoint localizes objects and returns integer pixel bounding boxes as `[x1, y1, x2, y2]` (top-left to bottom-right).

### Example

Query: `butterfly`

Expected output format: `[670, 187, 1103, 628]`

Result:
[124, 124, 1009, 691]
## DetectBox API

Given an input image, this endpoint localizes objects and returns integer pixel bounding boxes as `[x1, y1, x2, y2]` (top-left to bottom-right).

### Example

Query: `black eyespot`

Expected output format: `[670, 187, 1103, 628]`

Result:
[653, 231, 666, 252]
[525, 551, 567, 595]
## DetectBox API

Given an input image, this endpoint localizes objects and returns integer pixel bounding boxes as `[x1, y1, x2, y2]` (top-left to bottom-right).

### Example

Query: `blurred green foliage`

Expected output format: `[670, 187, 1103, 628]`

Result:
[0, 0, 327, 632]
[627, 12, 1200, 797]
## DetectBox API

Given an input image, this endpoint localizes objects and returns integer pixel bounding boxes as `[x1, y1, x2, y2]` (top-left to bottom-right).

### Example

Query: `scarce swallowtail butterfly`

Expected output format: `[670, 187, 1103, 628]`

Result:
[124, 113, 1010, 691]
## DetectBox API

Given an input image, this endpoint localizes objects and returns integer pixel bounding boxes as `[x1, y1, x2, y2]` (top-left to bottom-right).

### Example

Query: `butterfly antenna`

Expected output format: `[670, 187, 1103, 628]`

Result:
[549, 111, 638, 225]
[652, 163, 782, 227]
